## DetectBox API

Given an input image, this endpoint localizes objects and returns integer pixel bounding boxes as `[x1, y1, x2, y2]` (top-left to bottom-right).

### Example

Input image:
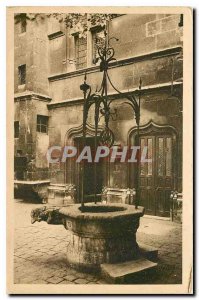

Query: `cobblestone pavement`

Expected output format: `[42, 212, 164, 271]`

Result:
[14, 199, 182, 284]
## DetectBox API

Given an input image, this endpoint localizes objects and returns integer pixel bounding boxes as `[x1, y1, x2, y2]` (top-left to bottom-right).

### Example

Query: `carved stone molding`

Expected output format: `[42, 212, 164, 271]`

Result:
[128, 120, 178, 141]
[65, 123, 104, 142]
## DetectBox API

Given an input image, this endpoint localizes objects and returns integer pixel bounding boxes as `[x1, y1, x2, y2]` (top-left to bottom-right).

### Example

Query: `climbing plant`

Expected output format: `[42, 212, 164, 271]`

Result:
[14, 13, 120, 37]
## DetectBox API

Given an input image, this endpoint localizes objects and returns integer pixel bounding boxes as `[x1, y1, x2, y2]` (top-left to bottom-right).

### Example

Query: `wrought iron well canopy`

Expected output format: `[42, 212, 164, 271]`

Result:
[80, 29, 142, 208]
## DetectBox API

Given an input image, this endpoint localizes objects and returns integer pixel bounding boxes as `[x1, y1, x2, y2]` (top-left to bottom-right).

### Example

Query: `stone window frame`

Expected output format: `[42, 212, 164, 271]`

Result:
[73, 25, 107, 71]
[74, 34, 88, 70]
[20, 16, 27, 33]
[68, 15, 123, 72]
[18, 64, 26, 86]
[16, 13, 27, 34]
[36, 115, 49, 134]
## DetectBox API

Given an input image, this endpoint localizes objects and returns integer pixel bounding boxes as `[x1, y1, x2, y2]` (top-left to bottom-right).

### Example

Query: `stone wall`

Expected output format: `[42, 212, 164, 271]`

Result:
[48, 50, 182, 103]
[47, 14, 183, 83]
[14, 14, 51, 181]
[14, 95, 50, 180]
[47, 87, 182, 192]
[45, 13, 183, 198]
[110, 14, 182, 59]
[14, 15, 50, 95]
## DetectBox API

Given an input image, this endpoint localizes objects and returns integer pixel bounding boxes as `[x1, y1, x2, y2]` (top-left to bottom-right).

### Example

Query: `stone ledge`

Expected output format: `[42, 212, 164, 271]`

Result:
[47, 81, 182, 109]
[138, 243, 158, 262]
[14, 180, 50, 202]
[48, 46, 182, 82]
[48, 30, 64, 40]
[14, 180, 50, 185]
[14, 91, 52, 102]
[101, 257, 157, 283]
[59, 203, 144, 220]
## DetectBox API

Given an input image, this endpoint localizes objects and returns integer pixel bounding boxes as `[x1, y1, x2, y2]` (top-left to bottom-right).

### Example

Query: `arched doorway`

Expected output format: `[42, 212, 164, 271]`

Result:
[128, 121, 178, 217]
[65, 124, 106, 202]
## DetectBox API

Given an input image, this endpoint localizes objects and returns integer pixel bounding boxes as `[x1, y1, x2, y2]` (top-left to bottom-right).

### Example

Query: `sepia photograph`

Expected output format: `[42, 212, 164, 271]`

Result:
[6, 6, 193, 294]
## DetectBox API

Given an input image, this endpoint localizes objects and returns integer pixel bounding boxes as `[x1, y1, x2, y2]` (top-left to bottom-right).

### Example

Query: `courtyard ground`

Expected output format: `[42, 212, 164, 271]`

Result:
[13, 199, 182, 284]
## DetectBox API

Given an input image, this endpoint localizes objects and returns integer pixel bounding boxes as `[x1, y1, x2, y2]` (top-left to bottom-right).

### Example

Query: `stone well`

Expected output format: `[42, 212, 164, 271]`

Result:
[59, 203, 144, 272]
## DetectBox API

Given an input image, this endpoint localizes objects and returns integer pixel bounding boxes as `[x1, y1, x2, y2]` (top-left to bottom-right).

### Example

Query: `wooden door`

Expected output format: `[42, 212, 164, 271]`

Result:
[74, 137, 103, 202]
[139, 134, 174, 217]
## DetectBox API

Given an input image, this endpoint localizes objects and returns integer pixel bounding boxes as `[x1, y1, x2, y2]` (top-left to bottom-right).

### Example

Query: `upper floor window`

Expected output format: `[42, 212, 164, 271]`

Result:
[37, 115, 49, 134]
[15, 13, 27, 34]
[75, 35, 87, 70]
[18, 64, 26, 85]
[92, 28, 106, 64]
[14, 121, 19, 138]
[19, 13, 27, 33]
[74, 27, 106, 70]
[178, 14, 183, 27]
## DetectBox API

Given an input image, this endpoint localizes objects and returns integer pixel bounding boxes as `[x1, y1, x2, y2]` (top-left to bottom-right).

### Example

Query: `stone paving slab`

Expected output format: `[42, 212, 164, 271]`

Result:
[13, 199, 182, 284]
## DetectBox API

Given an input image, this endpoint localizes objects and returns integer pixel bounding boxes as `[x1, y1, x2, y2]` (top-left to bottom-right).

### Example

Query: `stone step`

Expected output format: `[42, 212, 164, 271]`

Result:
[138, 243, 158, 262]
[101, 257, 157, 283]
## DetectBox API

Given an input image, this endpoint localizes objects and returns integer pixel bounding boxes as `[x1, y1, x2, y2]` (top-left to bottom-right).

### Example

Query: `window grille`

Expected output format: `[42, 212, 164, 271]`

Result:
[75, 36, 87, 70]
[37, 115, 49, 134]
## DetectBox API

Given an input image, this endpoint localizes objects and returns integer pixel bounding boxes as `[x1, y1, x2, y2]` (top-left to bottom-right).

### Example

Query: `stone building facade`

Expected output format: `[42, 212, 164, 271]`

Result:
[14, 13, 183, 219]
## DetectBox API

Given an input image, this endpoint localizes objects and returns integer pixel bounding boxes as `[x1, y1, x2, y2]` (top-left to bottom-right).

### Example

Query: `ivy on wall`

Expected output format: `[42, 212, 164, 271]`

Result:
[14, 13, 121, 37]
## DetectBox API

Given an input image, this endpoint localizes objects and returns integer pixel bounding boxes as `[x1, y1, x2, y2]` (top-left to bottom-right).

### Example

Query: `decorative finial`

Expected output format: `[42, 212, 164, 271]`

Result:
[84, 72, 87, 82]
[80, 72, 90, 93]
[139, 78, 142, 90]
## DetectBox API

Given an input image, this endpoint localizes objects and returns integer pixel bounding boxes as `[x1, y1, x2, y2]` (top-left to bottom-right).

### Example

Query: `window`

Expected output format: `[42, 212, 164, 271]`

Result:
[20, 15, 27, 33]
[14, 121, 19, 138]
[73, 26, 107, 70]
[17, 150, 22, 155]
[18, 64, 26, 85]
[37, 115, 48, 134]
[178, 14, 183, 27]
[92, 28, 106, 64]
[75, 35, 87, 70]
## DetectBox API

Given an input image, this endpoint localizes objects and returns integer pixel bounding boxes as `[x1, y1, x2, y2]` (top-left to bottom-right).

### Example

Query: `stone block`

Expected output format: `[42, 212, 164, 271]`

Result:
[138, 243, 158, 262]
[48, 197, 64, 206]
[63, 274, 77, 282]
[46, 276, 64, 284]
[47, 184, 76, 205]
[74, 278, 89, 284]
[156, 29, 181, 50]
[161, 15, 179, 32]
[101, 257, 157, 283]
[146, 20, 161, 36]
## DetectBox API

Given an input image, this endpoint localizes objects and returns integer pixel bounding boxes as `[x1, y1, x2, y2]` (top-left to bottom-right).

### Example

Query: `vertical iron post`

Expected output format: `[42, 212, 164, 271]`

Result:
[94, 100, 99, 204]
[80, 73, 90, 208]
[135, 78, 142, 209]
[81, 117, 85, 208]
